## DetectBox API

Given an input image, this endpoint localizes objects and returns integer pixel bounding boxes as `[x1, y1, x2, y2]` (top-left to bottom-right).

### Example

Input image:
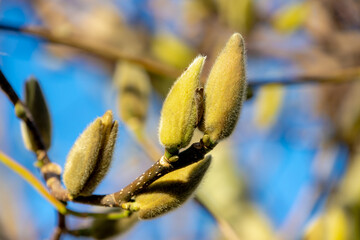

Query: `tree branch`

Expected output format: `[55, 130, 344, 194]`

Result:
[0, 23, 181, 78]
[249, 66, 360, 87]
[51, 212, 66, 240]
[0, 70, 212, 208]
[0, 151, 132, 219]
[74, 140, 211, 207]
[0, 71, 47, 153]
[1, 23, 360, 87]
[0, 151, 67, 214]
[129, 128, 240, 240]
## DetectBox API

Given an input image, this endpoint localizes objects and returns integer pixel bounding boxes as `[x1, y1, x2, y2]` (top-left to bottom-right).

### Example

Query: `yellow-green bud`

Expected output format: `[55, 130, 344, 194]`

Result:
[20, 77, 52, 151]
[254, 84, 284, 129]
[114, 61, 151, 130]
[159, 56, 206, 153]
[63, 111, 118, 197]
[75, 210, 138, 239]
[135, 155, 211, 219]
[202, 33, 247, 143]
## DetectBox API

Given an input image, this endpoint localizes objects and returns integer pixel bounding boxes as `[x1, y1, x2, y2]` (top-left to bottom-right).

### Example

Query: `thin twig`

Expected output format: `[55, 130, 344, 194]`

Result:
[0, 151, 67, 214]
[132, 129, 162, 160]
[0, 23, 181, 78]
[248, 66, 360, 87]
[194, 198, 240, 240]
[51, 212, 66, 240]
[74, 140, 211, 207]
[0, 150, 134, 219]
[0, 69, 68, 201]
[0, 71, 47, 152]
[2, 23, 360, 86]
[67, 209, 131, 219]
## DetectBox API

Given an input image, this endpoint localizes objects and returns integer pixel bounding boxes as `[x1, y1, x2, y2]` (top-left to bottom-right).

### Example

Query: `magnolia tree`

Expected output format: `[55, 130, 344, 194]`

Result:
[0, 33, 248, 239]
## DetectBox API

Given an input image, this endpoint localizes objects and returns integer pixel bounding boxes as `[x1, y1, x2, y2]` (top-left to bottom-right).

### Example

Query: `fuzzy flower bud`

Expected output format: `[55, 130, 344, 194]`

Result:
[63, 111, 118, 197]
[20, 77, 52, 151]
[202, 33, 247, 144]
[87, 211, 138, 239]
[114, 61, 151, 131]
[135, 155, 211, 219]
[159, 56, 206, 153]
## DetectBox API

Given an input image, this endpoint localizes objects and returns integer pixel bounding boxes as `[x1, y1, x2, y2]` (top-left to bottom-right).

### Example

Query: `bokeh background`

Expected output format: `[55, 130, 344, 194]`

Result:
[1, 0, 360, 239]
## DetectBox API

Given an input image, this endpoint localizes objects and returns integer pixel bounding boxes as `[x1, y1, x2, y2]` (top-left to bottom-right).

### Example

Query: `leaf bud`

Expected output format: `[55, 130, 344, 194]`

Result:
[20, 77, 52, 151]
[63, 111, 118, 197]
[159, 56, 205, 153]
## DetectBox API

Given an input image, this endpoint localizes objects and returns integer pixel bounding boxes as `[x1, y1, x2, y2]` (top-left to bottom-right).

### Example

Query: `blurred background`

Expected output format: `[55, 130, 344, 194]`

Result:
[0, 0, 360, 239]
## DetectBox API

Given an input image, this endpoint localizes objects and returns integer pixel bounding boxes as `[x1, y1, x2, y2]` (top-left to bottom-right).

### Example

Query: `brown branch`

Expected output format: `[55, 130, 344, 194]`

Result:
[0, 70, 18, 104]
[0, 23, 181, 78]
[0, 70, 71, 201]
[0, 70, 47, 156]
[0, 70, 211, 208]
[131, 130, 240, 240]
[51, 211, 67, 240]
[1, 24, 359, 86]
[248, 66, 360, 87]
[74, 140, 211, 207]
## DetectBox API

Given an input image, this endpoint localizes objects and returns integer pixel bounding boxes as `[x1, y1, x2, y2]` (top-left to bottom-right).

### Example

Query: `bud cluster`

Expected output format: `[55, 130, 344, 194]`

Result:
[159, 33, 247, 151]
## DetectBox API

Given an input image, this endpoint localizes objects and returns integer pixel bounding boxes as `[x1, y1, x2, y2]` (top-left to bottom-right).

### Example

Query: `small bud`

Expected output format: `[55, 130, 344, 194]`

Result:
[135, 155, 211, 219]
[254, 84, 284, 129]
[63, 111, 118, 197]
[20, 77, 52, 151]
[159, 56, 206, 153]
[75, 210, 138, 239]
[114, 61, 151, 131]
[14, 102, 26, 119]
[202, 33, 247, 143]
[272, 2, 310, 33]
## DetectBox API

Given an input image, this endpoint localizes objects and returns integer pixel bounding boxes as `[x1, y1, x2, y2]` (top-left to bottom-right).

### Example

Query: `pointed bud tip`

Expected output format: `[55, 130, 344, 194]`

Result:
[101, 110, 113, 127]
[159, 55, 206, 150]
[202, 32, 247, 142]
[192, 55, 206, 65]
[184, 55, 206, 78]
[228, 33, 244, 48]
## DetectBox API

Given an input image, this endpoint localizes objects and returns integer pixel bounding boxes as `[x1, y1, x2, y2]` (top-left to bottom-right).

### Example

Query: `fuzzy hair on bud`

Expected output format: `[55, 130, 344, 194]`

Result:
[135, 155, 211, 219]
[114, 61, 151, 130]
[63, 111, 118, 197]
[20, 77, 52, 151]
[85, 211, 138, 239]
[159, 56, 206, 153]
[202, 33, 247, 144]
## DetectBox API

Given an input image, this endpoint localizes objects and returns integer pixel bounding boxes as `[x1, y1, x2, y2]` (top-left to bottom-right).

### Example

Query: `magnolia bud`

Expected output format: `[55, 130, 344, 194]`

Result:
[254, 84, 284, 129]
[202, 33, 247, 144]
[63, 111, 118, 197]
[159, 56, 205, 153]
[135, 155, 211, 219]
[20, 77, 52, 151]
[114, 61, 151, 131]
[88, 212, 138, 239]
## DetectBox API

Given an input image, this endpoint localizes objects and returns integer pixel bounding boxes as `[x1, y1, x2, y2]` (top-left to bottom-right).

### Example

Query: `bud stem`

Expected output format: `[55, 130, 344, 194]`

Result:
[0, 70, 47, 155]
[73, 139, 212, 207]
